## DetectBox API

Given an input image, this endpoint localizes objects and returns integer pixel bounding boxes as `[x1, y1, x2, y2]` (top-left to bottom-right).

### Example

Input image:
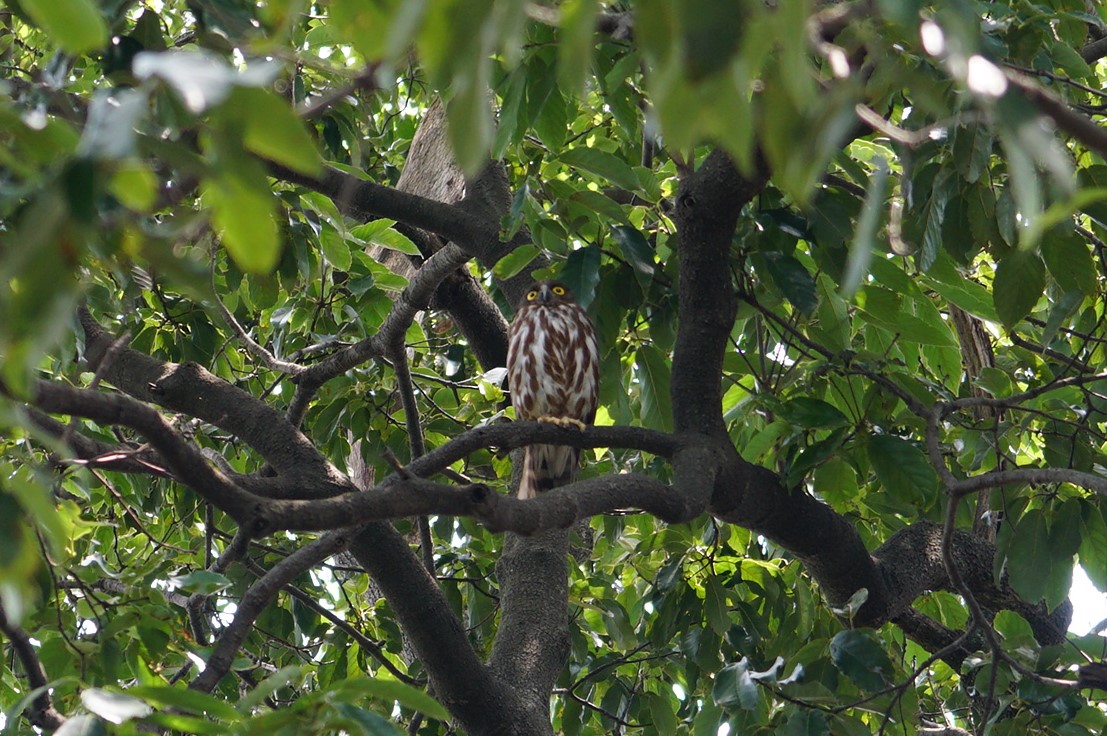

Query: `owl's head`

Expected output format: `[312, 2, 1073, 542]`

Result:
[522, 280, 575, 307]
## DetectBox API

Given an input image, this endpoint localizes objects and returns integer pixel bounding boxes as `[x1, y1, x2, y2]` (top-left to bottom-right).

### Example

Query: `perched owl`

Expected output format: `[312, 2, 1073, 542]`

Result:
[506, 280, 600, 499]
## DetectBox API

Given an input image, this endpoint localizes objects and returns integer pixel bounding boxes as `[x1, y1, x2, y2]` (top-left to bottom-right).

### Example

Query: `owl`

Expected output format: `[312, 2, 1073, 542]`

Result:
[506, 280, 600, 499]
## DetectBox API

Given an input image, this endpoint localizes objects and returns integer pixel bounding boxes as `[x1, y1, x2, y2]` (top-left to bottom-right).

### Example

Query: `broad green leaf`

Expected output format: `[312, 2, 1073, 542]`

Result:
[203, 157, 281, 274]
[740, 420, 790, 463]
[781, 709, 831, 736]
[761, 252, 818, 314]
[168, 570, 231, 595]
[637, 345, 673, 433]
[1006, 508, 1051, 604]
[127, 686, 242, 722]
[558, 244, 601, 308]
[829, 630, 892, 691]
[54, 715, 106, 736]
[320, 229, 354, 271]
[712, 660, 762, 711]
[560, 147, 640, 192]
[952, 123, 993, 184]
[25, 0, 108, 54]
[238, 666, 303, 711]
[80, 689, 153, 724]
[230, 87, 322, 177]
[857, 308, 957, 347]
[493, 244, 542, 280]
[704, 575, 730, 635]
[367, 228, 421, 257]
[558, 0, 600, 97]
[916, 167, 954, 272]
[1041, 232, 1096, 296]
[993, 249, 1045, 328]
[1079, 504, 1107, 592]
[777, 398, 850, 429]
[445, 53, 494, 175]
[110, 163, 159, 212]
[347, 679, 449, 722]
[611, 225, 655, 289]
[333, 704, 402, 735]
[867, 435, 938, 506]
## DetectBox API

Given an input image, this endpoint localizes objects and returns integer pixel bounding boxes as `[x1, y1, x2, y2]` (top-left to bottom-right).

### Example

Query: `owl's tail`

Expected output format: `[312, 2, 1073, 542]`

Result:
[518, 444, 580, 499]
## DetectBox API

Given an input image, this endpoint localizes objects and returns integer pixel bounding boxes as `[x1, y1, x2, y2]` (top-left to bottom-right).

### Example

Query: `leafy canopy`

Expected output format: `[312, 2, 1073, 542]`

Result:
[3, 1, 1107, 735]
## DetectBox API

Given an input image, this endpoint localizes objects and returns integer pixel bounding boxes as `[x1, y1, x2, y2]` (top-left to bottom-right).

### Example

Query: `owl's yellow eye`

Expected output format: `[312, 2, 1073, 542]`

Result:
[527, 290, 538, 300]
[552, 285, 566, 295]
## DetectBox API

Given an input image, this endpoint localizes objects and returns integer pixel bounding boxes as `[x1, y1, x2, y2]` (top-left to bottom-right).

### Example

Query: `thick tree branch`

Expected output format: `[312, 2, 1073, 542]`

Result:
[79, 308, 348, 491]
[30, 381, 265, 528]
[348, 523, 538, 736]
[671, 150, 769, 437]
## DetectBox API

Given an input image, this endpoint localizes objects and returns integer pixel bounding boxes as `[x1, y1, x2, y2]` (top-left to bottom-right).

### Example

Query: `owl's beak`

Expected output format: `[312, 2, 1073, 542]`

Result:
[537, 284, 552, 303]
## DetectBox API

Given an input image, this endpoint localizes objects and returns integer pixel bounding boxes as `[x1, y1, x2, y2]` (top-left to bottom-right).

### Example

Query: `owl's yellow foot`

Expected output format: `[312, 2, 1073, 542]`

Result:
[536, 415, 587, 431]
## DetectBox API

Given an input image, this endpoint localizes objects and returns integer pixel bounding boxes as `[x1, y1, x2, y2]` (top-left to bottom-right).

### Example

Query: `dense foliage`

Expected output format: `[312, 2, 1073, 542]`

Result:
[4, 0, 1107, 734]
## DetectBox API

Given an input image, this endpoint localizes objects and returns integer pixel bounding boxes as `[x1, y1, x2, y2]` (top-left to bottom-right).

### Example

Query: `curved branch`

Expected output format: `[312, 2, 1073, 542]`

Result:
[30, 381, 264, 527]
[287, 242, 471, 425]
[78, 308, 348, 491]
[0, 603, 66, 731]
[190, 531, 352, 692]
[270, 163, 500, 262]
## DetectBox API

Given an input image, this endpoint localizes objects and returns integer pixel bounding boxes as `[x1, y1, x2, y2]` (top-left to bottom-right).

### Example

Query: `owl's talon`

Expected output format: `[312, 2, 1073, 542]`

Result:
[536, 415, 587, 431]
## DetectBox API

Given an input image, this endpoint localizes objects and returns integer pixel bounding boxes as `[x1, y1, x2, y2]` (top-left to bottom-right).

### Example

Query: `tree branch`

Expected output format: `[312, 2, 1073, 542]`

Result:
[190, 530, 352, 693]
[0, 603, 66, 731]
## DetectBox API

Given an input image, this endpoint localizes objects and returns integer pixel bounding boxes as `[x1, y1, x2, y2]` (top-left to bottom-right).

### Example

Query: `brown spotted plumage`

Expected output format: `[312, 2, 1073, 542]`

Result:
[507, 280, 600, 499]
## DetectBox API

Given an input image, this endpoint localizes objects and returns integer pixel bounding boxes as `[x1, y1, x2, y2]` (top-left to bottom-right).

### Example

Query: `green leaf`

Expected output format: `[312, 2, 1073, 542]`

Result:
[558, 244, 602, 309]
[704, 575, 730, 635]
[781, 709, 831, 736]
[761, 252, 818, 314]
[637, 345, 673, 433]
[238, 666, 302, 712]
[712, 660, 762, 711]
[560, 147, 640, 192]
[320, 229, 353, 271]
[204, 158, 281, 274]
[80, 689, 153, 724]
[53, 714, 106, 736]
[229, 87, 322, 177]
[857, 308, 957, 347]
[127, 686, 242, 722]
[169, 570, 232, 595]
[1079, 504, 1107, 592]
[993, 249, 1045, 328]
[367, 228, 421, 257]
[558, 0, 600, 97]
[952, 123, 993, 184]
[829, 630, 892, 691]
[348, 679, 449, 722]
[445, 54, 494, 175]
[493, 244, 542, 281]
[867, 435, 938, 506]
[24, 0, 108, 54]
[1006, 508, 1051, 604]
[777, 398, 850, 430]
[1041, 232, 1096, 296]
[611, 225, 655, 289]
[916, 167, 954, 272]
[841, 157, 887, 299]
[333, 703, 401, 735]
